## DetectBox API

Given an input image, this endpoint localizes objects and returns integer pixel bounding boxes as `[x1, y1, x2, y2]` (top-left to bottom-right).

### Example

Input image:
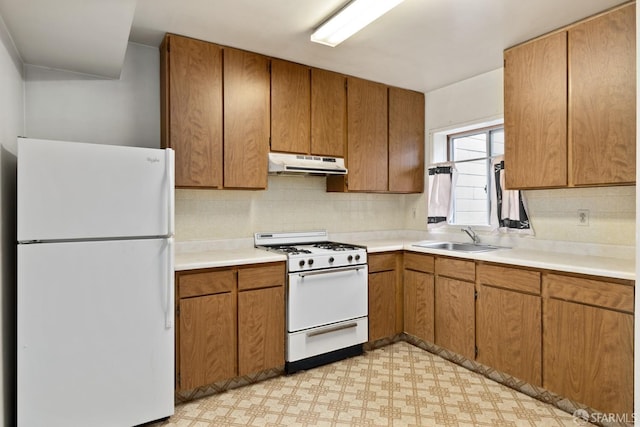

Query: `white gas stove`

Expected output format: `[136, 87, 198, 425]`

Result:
[255, 230, 367, 272]
[254, 230, 369, 373]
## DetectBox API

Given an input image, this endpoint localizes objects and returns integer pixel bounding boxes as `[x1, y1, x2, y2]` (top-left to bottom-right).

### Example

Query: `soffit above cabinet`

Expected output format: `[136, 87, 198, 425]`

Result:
[0, 0, 136, 78]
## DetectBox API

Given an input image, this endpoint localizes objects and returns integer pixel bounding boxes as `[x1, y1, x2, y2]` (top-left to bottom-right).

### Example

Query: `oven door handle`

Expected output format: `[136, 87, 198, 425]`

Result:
[306, 322, 358, 337]
[298, 265, 364, 278]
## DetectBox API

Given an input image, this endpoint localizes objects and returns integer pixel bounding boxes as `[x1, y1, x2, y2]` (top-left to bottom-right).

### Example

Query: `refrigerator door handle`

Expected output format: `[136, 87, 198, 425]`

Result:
[165, 237, 175, 330]
[166, 149, 175, 237]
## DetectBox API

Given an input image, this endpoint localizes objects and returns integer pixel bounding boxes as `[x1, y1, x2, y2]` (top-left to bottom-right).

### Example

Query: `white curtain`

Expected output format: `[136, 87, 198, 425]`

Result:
[427, 163, 456, 229]
[490, 156, 534, 235]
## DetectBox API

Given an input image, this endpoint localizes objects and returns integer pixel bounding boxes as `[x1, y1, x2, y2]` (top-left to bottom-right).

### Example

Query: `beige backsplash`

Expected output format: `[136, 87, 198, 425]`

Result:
[176, 175, 635, 248]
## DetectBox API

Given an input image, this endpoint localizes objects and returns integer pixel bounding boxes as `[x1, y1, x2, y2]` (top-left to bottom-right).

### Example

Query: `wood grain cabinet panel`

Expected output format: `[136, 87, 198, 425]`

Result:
[403, 269, 434, 343]
[223, 48, 270, 189]
[504, 31, 568, 189]
[388, 87, 425, 193]
[569, 2, 636, 186]
[161, 34, 223, 188]
[311, 68, 346, 157]
[543, 298, 633, 416]
[238, 286, 285, 376]
[434, 277, 475, 359]
[178, 292, 236, 390]
[476, 285, 541, 385]
[345, 77, 388, 192]
[271, 59, 311, 154]
[368, 270, 397, 342]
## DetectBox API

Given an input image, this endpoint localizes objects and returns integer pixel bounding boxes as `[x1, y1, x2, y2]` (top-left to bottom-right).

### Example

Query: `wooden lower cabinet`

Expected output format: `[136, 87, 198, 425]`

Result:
[403, 253, 435, 342]
[176, 262, 285, 391]
[476, 285, 541, 385]
[403, 269, 434, 342]
[434, 276, 475, 359]
[543, 273, 634, 416]
[368, 252, 403, 342]
[178, 292, 236, 390]
[238, 286, 285, 376]
[476, 263, 542, 386]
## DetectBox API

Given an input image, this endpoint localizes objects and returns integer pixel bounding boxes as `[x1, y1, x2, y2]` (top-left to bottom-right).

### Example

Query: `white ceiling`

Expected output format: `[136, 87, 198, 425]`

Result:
[0, 0, 630, 91]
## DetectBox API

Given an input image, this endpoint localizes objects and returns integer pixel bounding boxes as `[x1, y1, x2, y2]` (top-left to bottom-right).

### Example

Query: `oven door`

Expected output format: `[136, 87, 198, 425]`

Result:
[287, 265, 368, 332]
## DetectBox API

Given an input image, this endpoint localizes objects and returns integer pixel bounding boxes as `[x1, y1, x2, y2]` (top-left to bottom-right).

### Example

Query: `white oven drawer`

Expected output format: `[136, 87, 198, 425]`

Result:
[287, 317, 368, 362]
[288, 265, 368, 332]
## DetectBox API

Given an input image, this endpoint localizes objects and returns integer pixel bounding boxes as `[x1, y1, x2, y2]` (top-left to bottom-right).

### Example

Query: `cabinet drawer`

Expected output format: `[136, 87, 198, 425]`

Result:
[404, 252, 435, 273]
[368, 253, 397, 273]
[435, 257, 475, 282]
[477, 263, 541, 295]
[238, 263, 285, 291]
[544, 273, 634, 313]
[178, 269, 236, 298]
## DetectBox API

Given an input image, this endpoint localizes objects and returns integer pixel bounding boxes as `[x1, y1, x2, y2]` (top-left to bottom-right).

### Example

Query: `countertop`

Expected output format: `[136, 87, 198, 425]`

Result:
[359, 239, 635, 281]
[175, 238, 635, 281]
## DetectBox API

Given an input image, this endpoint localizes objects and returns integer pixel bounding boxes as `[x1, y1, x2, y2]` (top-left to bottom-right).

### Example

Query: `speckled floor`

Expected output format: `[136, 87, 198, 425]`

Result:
[154, 341, 589, 426]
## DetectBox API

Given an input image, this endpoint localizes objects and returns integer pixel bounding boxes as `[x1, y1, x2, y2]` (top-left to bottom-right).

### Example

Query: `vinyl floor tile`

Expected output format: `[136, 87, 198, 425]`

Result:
[154, 342, 590, 426]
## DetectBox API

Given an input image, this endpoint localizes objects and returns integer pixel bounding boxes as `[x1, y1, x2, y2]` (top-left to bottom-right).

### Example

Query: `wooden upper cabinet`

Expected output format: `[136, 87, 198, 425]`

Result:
[223, 48, 270, 189]
[311, 68, 346, 157]
[388, 88, 424, 193]
[504, 31, 568, 189]
[161, 34, 223, 188]
[569, 2, 636, 186]
[346, 77, 389, 192]
[271, 59, 311, 154]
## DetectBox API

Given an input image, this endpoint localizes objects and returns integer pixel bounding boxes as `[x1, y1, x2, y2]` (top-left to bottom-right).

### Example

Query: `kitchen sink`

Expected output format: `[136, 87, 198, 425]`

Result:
[412, 241, 503, 253]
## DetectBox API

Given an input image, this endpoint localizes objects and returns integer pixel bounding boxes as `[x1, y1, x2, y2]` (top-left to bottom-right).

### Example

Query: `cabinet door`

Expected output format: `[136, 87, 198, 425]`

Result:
[403, 269, 434, 342]
[434, 277, 475, 359]
[569, 3, 636, 186]
[504, 32, 567, 189]
[368, 270, 396, 342]
[388, 87, 424, 193]
[223, 48, 270, 189]
[476, 285, 541, 386]
[311, 68, 346, 157]
[162, 35, 223, 188]
[178, 293, 236, 390]
[543, 298, 633, 416]
[238, 286, 285, 376]
[271, 60, 310, 154]
[346, 77, 388, 192]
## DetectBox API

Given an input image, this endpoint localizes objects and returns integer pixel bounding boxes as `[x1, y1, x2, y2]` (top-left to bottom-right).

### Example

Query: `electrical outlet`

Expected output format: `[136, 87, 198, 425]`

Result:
[577, 209, 590, 226]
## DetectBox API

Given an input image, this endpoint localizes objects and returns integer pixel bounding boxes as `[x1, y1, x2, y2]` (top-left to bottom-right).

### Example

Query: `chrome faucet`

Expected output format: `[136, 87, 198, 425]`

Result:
[462, 226, 480, 244]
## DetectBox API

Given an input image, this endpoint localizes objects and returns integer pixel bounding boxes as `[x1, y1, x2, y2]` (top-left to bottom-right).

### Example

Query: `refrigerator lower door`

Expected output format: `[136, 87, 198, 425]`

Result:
[18, 238, 174, 427]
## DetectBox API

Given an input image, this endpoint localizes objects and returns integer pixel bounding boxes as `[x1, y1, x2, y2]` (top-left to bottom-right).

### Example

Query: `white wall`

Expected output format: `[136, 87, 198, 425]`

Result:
[0, 12, 24, 427]
[415, 68, 636, 246]
[24, 43, 160, 148]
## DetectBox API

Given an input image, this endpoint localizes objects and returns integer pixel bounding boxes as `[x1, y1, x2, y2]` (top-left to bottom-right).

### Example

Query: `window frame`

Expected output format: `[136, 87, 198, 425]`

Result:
[446, 125, 504, 226]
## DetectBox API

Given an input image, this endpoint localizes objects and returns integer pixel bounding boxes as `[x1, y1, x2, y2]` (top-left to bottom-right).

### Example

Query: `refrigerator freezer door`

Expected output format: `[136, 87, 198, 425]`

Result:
[17, 138, 174, 242]
[18, 239, 174, 427]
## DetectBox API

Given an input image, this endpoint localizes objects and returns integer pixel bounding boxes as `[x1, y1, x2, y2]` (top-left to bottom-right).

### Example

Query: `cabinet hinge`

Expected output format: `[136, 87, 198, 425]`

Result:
[475, 347, 478, 358]
[474, 290, 478, 300]
[176, 305, 180, 316]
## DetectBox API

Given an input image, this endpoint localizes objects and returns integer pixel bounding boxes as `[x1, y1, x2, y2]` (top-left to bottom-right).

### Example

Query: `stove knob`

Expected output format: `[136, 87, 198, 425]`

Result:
[329, 257, 335, 263]
[348, 255, 353, 262]
[355, 254, 361, 261]
[308, 259, 314, 266]
[299, 260, 305, 267]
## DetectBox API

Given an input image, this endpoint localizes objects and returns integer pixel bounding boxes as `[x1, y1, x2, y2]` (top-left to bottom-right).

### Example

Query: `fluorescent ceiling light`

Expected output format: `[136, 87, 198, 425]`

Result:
[311, 0, 406, 47]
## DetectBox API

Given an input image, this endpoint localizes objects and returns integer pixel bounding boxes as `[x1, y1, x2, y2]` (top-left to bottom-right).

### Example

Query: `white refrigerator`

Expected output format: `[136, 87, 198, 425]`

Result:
[17, 138, 175, 427]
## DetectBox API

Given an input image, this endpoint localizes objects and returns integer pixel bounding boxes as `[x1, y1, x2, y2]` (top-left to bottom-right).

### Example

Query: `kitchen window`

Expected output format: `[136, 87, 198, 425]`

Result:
[447, 126, 504, 226]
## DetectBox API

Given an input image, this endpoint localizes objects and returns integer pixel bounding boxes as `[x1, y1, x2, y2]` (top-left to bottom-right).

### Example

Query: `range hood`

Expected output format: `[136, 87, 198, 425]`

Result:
[268, 153, 347, 175]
